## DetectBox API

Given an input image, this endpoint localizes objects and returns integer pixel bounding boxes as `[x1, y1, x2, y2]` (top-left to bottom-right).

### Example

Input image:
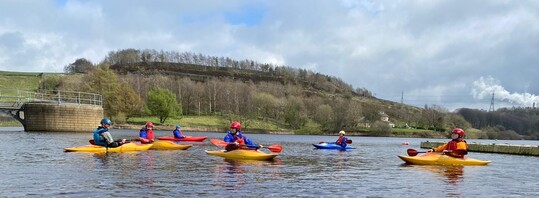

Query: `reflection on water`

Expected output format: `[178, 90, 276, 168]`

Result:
[212, 158, 284, 191]
[404, 165, 464, 185]
[1, 130, 539, 197]
[401, 164, 466, 197]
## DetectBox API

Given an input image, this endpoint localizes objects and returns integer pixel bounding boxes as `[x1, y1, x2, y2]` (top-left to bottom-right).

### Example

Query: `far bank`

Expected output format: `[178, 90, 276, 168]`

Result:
[0, 115, 484, 139]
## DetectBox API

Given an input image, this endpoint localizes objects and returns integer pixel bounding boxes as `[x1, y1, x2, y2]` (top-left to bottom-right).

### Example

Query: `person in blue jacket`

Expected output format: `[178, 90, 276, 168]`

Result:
[224, 121, 262, 151]
[93, 118, 126, 148]
[173, 125, 185, 139]
[335, 130, 348, 148]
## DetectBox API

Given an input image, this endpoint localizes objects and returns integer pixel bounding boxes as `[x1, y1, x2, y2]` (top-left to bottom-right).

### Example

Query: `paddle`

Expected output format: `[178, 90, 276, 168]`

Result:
[319, 139, 353, 144]
[407, 148, 426, 156]
[407, 148, 467, 157]
[210, 139, 283, 153]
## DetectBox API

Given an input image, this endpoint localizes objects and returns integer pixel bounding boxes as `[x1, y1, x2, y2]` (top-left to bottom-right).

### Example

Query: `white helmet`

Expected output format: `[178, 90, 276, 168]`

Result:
[339, 130, 346, 135]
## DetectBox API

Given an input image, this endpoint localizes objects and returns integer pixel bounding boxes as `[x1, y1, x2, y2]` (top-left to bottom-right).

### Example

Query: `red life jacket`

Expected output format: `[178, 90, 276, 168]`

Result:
[336, 136, 345, 144]
[234, 135, 245, 144]
[444, 140, 468, 158]
[147, 129, 155, 141]
[445, 140, 459, 150]
[445, 140, 467, 150]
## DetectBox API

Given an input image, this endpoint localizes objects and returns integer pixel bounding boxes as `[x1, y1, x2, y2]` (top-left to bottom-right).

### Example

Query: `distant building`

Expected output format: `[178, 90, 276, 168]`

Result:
[356, 111, 395, 128]
[379, 111, 395, 128]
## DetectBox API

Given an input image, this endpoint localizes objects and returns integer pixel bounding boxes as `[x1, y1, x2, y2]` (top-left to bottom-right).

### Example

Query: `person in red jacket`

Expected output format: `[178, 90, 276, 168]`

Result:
[139, 122, 155, 143]
[335, 130, 348, 148]
[429, 128, 468, 158]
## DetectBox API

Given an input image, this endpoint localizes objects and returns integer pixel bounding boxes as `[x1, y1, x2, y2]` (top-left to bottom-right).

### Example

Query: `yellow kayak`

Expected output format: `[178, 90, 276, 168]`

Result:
[205, 149, 278, 160]
[64, 142, 153, 153]
[398, 152, 490, 166]
[150, 140, 192, 150]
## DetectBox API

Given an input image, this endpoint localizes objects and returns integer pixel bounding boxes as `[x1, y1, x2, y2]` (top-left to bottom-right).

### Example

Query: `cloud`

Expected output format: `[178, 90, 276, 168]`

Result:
[0, 0, 537, 110]
[472, 76, 539, 108]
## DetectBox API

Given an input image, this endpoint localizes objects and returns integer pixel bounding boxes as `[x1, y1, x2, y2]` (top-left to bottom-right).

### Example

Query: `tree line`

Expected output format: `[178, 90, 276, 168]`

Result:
[66, 48, 374, 97]
[55, 49, 539, 139]
[457, 108, 539, 139]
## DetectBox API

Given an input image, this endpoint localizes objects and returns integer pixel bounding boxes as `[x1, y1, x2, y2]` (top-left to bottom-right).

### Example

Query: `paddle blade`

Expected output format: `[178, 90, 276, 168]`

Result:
[319, 142, 325, 144]
[210, 139, 228, 147]
[346, 139, 352, 144]
[267, 144, 283, 153]
[407, 148, 419, 156]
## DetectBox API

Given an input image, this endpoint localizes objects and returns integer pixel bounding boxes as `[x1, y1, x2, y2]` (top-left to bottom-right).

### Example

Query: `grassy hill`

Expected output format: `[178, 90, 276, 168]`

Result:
[0, 68, 432, 137]
[0, 71, 44, 91]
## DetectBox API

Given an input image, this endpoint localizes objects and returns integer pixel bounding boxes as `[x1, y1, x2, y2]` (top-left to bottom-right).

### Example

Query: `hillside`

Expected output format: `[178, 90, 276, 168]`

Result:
[0, 71, 42, 90]
[109, 61, 418, 106]
[109, 62, 364, 97]
[107, 61, 423, 129]
[0, 61, 424, 135]
[0, 48, 456, 137]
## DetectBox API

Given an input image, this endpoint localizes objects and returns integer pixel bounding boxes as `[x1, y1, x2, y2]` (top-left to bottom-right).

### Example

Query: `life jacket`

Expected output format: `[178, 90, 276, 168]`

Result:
[336, 136, 345, 144]
[445, 140, 458, 150]
[146, 129, 155, 141]
[93, 126, 108, 146]
[445, 140, 468, 158]
[139, 128, 155, 141]
[234, 135, 245, 144]
[445, 140, 467, 150]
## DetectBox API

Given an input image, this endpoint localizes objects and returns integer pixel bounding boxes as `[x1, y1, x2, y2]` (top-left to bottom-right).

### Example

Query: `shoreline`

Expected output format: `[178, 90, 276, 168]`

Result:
[0, 123, 484, 139]
[113, 123, 297, 135]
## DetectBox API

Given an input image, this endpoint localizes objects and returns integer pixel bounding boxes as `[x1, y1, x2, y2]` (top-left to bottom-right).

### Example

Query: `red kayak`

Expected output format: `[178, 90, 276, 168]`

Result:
[157, 136, 207, 142]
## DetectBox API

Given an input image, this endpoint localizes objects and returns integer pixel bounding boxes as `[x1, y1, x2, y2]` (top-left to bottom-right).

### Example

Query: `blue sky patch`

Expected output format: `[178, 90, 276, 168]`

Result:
[224, 7, 266, 26]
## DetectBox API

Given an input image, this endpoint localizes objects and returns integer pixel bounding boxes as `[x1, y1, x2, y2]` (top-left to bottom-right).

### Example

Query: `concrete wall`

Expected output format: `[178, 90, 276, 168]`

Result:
[421, 141, 539, 156]
[24, 103, 103, 132]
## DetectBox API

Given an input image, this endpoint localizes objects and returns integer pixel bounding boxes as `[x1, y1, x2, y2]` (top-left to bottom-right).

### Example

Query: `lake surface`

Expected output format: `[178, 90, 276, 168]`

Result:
[1, 128, 538, 197]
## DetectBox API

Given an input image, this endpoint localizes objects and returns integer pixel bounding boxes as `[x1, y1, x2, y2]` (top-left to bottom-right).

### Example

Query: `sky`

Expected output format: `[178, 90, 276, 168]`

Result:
[0, 0, 538, 111]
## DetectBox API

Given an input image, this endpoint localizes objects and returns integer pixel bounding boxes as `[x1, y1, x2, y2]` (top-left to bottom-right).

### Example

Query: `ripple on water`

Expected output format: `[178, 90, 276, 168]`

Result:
[1, 131, 539, 197]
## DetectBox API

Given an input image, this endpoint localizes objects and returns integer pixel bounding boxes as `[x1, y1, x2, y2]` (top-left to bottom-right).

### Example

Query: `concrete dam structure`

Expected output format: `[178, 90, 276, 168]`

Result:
[23, 103, 103, 132]
[0, 90, 103, 132]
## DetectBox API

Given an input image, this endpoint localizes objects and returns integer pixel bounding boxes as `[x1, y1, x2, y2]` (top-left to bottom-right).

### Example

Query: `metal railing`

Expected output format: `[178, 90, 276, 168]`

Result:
[0, 89, 103, 107]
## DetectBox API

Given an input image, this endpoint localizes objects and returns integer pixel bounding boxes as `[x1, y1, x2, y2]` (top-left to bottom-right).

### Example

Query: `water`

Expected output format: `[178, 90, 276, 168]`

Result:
[1, 128, 538, 197]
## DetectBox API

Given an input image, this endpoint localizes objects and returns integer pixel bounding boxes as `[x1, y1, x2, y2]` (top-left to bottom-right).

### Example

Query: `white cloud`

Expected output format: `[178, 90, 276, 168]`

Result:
[0, 0, 537, 110]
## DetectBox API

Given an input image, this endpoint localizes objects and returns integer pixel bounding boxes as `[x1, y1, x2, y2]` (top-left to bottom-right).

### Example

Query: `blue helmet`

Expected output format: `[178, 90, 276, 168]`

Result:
[100, 118, 112, 125]
[176, 125, 181, 129]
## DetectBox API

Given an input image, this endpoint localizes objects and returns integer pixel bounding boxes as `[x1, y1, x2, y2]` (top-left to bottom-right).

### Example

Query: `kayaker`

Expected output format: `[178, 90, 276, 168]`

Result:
[335, 130, 348, 148]
[429, 128, 468, 158]
[93, 118, 126, 148]
[172, 125, 185, 139]
[224, 121, 261, 151]
[139, 122, 155, 143]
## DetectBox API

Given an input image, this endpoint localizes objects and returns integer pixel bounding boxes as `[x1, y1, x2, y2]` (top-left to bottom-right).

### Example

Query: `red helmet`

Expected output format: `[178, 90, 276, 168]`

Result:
[145, 122, 154, 127]
[452, 128, 465, 137]
[230, 121, 241, 130]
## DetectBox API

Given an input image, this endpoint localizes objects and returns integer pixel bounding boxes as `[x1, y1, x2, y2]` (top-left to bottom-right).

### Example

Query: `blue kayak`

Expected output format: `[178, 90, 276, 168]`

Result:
[312, 142, 354, 150]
